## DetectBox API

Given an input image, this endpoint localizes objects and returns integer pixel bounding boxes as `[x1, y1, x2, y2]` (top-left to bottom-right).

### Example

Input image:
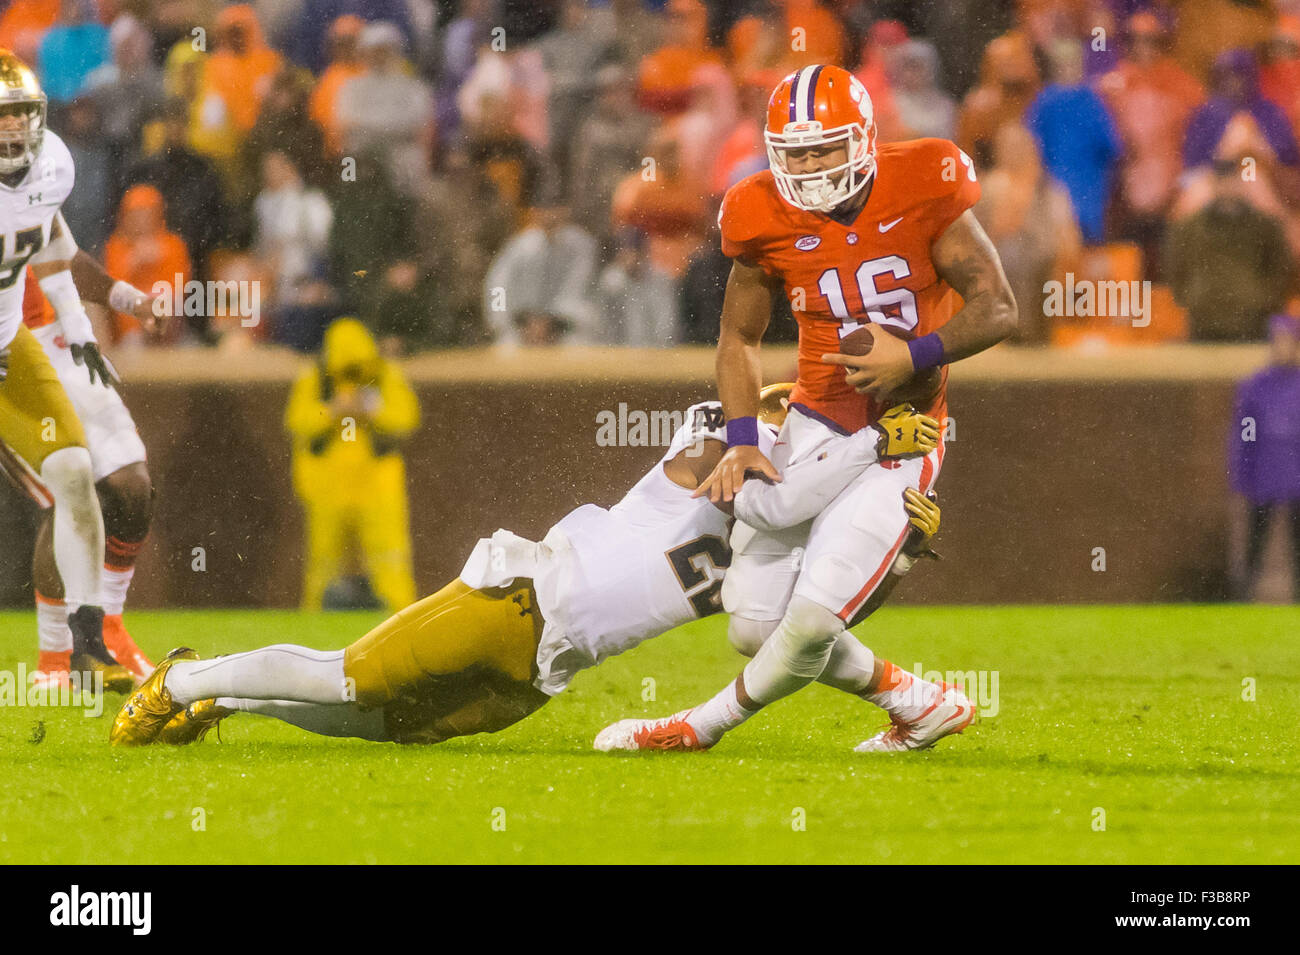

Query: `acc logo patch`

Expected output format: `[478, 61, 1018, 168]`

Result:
[795, 235, 821, 251]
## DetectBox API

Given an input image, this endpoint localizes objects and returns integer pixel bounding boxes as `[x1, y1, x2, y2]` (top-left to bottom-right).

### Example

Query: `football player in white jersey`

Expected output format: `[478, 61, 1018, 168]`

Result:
[0, 50, 132, 692]
[108, 389, 945, 747]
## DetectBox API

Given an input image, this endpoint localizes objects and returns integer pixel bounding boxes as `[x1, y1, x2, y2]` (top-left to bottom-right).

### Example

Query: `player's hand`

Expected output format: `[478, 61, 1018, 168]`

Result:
[872, 403, 941, 459]
[901, 488, 942, 560]
[903, 487, 940, 537]
[821, 325, 916, 396]
[70, 341, 119, 389]
[135, 295, 163, 333]
[692, 444, 781, 503]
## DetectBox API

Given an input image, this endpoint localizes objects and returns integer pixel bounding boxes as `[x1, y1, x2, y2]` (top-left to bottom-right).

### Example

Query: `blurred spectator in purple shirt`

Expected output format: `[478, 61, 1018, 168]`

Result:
[1229, 313, 1300, 600]
[1184, 49, 1300, 172]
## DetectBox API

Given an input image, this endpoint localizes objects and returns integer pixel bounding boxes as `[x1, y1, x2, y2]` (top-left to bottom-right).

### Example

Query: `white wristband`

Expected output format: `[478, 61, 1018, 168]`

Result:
[891, 552, 918, 576]
[37, 270, 95, 343]
[108, 280, 147, 315]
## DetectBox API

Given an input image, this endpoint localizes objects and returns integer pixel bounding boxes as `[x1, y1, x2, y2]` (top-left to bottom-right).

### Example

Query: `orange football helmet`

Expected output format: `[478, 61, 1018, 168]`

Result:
[764, 64, 877, 213]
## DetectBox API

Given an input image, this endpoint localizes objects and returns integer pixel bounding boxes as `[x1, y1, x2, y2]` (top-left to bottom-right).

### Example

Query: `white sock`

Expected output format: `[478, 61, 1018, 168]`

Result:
[687, 680, 756, 747]
[166, 645, 348, 707]
[816, 633, 877, 695]
[40, 447, 104, 611]
[865, 663, 940, 722]
[100, 564, 134, 616]
[216, 697, 388, 741]
[36, 597, 72, 653]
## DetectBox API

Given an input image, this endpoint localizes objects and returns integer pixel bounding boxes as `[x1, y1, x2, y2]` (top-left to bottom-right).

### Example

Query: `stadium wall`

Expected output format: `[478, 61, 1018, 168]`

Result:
[0, 345, 1287, 607]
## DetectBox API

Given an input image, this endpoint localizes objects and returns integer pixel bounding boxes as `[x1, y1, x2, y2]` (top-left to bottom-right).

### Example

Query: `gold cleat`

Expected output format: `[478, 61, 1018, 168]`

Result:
[158, 699, 232, 745]
[109, 648, 198, 747]
[70, 653, 135, 695]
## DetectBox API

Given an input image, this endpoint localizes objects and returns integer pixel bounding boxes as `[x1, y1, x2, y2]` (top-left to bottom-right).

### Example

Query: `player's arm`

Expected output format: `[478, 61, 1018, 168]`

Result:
[928, 209, 1018, 361]
[824, 210, 1017, 395]
[28, 214, 114, 386]
[735, 405, 940, 531]
[67, 245, 159, 328]
[693, 259, 783, 503]
[662, 438, 726, 491]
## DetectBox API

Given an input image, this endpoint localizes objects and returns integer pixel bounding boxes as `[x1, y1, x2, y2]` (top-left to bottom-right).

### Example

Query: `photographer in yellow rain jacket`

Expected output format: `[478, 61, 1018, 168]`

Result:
[285, 318, 419, 610]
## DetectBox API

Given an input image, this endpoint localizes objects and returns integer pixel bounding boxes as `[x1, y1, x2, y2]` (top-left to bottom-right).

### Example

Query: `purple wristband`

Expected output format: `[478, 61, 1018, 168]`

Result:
[726, 416, 759, 447]
[907, 332, 946, 371]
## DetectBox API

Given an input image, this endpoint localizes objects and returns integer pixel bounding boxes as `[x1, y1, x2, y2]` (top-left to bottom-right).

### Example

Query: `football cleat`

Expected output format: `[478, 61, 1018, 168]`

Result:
[109, 647, 198, 747]
[102, 614, 154, 681]
[158, 699, 232, 745]
[853, 681, 975, 753]
[69, 651, 135, 695]
[28, 667, 70, 691]
[594, 709, 707, 752]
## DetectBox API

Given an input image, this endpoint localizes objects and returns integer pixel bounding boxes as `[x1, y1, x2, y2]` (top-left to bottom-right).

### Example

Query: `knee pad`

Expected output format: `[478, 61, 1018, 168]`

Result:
[728, 615, 778, 657]
[769, 595, 844, 677]
[39, 447, 96, 506]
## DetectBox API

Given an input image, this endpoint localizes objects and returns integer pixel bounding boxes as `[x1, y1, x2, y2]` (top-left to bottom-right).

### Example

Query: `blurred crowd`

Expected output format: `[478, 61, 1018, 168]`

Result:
[8, 0, 1300, 353]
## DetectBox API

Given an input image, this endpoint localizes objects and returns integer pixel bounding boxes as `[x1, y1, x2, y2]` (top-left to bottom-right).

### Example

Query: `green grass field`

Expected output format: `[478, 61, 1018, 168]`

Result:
[0, 605, 1296, 864]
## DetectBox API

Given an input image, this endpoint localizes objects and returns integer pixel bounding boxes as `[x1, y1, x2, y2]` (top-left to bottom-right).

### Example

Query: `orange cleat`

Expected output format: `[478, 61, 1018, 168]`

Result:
[854, 681, 975, 752]
[30, 651, 71, 691]
[593, 710, 708, 752]
[103, 614, 154, 681]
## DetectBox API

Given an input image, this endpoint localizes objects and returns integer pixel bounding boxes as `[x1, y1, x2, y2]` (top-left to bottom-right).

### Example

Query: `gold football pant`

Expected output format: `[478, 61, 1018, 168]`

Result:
[343, 579, 549, 744]
[0, 324, 86, 467]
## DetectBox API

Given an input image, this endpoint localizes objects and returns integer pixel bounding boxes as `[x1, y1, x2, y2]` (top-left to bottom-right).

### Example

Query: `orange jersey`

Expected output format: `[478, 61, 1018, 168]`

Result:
[719, 137, 979, 432]
[22, 267, 55, 330]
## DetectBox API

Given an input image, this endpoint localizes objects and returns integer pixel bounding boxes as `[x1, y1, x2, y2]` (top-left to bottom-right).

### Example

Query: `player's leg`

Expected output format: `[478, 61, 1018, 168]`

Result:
[356, 458, 417, 611]
[724, 498, 935, 700]
[114, 578, 548, 745]
[95, 462, 154, 674]
[0, 326, 126, 688]
[34, 464, 156, 681]
[211, 698, 388, 740]
[598, 446, 967, 751]
[154, 697, 389, 743]
[32, 320, 155, 676]
[28, 512, 73, 684]
[748, 444, 972, 748]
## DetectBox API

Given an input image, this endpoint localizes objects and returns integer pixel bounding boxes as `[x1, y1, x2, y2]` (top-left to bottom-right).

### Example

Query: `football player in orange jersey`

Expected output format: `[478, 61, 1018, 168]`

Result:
[596, 64, 1017, 754]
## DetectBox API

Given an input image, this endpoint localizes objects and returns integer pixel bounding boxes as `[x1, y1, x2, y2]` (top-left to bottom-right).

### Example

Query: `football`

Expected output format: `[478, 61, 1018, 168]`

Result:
[838, 324, 943, 406]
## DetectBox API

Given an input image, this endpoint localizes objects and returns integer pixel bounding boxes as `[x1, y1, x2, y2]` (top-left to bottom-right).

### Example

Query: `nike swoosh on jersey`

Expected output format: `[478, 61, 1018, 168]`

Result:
[878, 216, 904, 233]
